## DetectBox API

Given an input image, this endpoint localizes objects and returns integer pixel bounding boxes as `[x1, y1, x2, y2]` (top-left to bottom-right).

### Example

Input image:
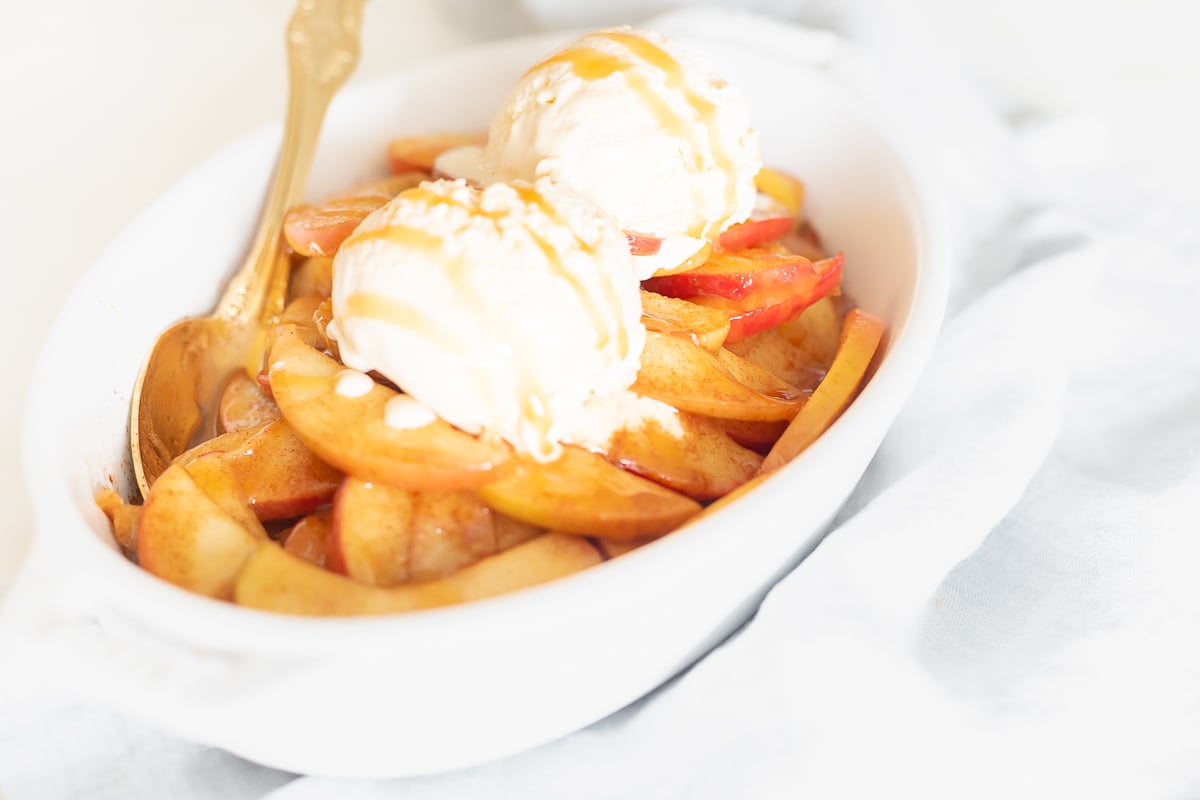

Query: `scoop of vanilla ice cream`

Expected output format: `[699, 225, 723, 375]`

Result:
[330, 178, 645, 461]
[481, 28, 761, 242]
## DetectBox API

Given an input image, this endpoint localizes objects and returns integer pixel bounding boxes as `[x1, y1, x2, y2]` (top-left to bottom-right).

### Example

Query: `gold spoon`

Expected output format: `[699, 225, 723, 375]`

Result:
[130, 0, 366, 497]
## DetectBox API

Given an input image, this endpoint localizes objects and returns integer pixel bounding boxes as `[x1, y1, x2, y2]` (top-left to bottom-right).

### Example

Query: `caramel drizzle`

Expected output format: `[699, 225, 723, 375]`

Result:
[343, 222, 500, 415]
[344, 210, 562, 451]
[528, 32, 737, 240]
[509, 183, 630, 361]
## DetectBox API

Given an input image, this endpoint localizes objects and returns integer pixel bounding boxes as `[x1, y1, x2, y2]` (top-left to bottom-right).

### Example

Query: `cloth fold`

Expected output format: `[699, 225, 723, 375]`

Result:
[6, 5, 1199, 799]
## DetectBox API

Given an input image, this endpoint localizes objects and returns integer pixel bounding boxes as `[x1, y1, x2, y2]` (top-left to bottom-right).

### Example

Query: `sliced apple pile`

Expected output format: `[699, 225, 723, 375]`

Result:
[235, 534, 601, 616]
[104, 146, 885, 618]
[268, 328, 511, 491]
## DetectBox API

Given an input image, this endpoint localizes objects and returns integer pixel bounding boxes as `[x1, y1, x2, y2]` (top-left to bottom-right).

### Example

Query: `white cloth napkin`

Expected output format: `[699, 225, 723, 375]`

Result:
[5, 6, 1199, 799]
[263, 7, 1200, 800]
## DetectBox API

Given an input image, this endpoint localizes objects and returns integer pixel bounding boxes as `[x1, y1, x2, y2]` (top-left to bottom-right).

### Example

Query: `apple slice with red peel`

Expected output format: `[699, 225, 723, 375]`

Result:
[269, 328, 511, 490]
[759, 309, 885, 473]
[235, 534, 601, 616]
[633, 331, 806, 422]
[644, 244, 839, 303]
[603, 413, 762, 500]
[284, 174, 425, 258]
[387, 133, 485, 174]
[626, 232, 662, 255]
[477, 446, 701, 540]
[283, 509, 331, 567]
[218, 371, 281, 434]
[640, 290, 730, 352]
[136, 463, 262, 600]
[689, 253, 843, 343]
[643, 246, 843, 343]
[718, 214, 795, 252]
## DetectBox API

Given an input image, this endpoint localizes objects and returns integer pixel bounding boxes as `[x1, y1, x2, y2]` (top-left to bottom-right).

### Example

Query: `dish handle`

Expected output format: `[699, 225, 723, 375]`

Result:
[0, 535, 289, 724]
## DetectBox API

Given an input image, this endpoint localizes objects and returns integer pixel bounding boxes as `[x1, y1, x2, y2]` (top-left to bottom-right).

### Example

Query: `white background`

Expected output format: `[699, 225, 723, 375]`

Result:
[1, 0, 1198, 782]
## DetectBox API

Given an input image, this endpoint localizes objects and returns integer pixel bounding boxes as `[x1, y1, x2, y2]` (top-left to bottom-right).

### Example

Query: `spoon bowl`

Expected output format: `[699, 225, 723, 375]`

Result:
[129, 0, 365, 496]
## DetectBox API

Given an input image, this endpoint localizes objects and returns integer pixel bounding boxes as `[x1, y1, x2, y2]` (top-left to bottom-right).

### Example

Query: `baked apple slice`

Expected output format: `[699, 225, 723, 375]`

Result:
[136, 463, 261, 600]
[711, 418, 790, 454]
[217, 371, 281, 434]
[640, 290, 730, 352]
[604, 413, 762, 500]
[289, 257, 333, 301]
[235, 534, 601, 616]
[327, 478, 414, 586]
[633, 331, 806, 422]
[477, 446, 701, 540]
[644, 245, 843, 343]
[180, 418, 342, 522]
[329, 479, 538, 586]
[717, 213, 795, 252]
[282, 509, 331, 567]
[94, 488, 141, 553]
[268, 328, 511, 490]
[759, 309, 885, 472]
[726, 295, 842, 390]
[594, 537, 654, 559]
[283, 173, 425, 258]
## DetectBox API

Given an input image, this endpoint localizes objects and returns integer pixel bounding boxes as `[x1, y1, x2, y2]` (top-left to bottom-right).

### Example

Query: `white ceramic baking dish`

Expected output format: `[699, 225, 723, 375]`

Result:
[8, 21, 947, 778]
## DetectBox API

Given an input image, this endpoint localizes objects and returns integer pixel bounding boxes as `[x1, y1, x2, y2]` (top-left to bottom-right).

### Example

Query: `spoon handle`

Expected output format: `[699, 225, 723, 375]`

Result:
[215, 0, 366, 324]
